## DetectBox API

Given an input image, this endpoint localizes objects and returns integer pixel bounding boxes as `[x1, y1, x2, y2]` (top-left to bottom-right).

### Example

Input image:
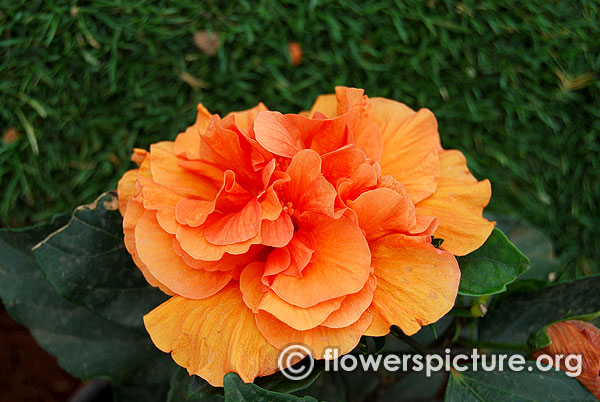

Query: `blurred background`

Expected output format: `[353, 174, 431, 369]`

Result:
[1, 0, 599, 400]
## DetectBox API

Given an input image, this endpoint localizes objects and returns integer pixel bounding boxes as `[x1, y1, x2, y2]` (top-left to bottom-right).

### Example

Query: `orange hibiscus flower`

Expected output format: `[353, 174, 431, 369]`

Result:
[117, 87, 494, 386]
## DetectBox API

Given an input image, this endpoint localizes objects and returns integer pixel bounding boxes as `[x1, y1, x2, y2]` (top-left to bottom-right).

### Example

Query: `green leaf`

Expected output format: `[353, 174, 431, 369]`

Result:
[527, 311, 600, 351]
[445, 363, 596, 401]
[166, 369, 223, 401]
[458, 228, 530, 296]
[491, 215, 560, 282]
[528, 327, 553, 351]
[298, 369, 381, 402]
[357, 336, 387, 356]
[32, 192, 168, 328]
[383, 371, 447, 401]
[480, 276, 600, 346]
[223, 373, 319, 402]
[0, 217, 69, 315]
[254, 360, 324, 394]
[335, 370, 379, 402]
[0, 214, 175, 401]
[295, 370, 347, 402]
[187, 374, 225, 401]
[167, 369, 195, 401]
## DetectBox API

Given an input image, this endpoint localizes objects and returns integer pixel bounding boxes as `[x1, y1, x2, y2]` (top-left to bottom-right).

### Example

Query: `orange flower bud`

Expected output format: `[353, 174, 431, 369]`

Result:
[533, 320, 600, 398]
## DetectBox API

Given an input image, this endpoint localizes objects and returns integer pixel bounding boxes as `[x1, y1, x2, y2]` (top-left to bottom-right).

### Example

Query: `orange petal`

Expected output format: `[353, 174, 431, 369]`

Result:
[416, 149, 494, 256]
[261, 228, 316, 286]
[172, 240, 262, 273]
[131, 148, 148, 166]
[282, 228, 316, 276]
[334, 87, 382, 160]
[334, 87, 366, 115]
[533, 320, 600, 398]
[320, 146, 366, 184]
[240, 262, 345, 331]
[175, 198, 215, 227]
[138, 176, 184, 211]
[174, 103, 212, 160]
[365, 235, 460, 336]
[203, 199, 262, 245]
[255, 309, 373, 359]
[292, 113, 351, 156]
[176, 159, 225, 185]
[346, 163, 380, 199]
[320, 273, 376, 329]
[144, 287, 282, 387]
[198, 116, 265, 190]
[371, 98, 441, 203]
[240, 261, 270, 310]
[270, 215, 371, 308]
[225, 102, 269, 134]
[135, 210, 232, 298]
[260, 187, 284, 221]
[260, 211, 294, 247]
[262, 247, 291, 285]
[349, 115, 382, 161]
[176, 222, 260, 262]
[307, 94, 337, 118]
[149, 141, 218, 199]
[117, 169, 140, 216]
[212, 170, 254, 213]
[348, 187, 437, 241]
[258, 291, 345, 331]
[281, 149, 336, 216]
[253, 111, 305, 158]
[136, 176, 184, 234]
[122, 199, 168, 292]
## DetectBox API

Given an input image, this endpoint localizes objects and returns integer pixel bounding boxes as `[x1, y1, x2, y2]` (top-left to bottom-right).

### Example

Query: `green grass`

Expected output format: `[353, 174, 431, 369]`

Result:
[1, 0, 599, 275]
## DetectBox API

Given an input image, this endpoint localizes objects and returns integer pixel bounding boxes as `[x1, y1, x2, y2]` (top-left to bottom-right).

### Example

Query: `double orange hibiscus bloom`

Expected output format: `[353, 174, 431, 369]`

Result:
[117, 87, 494, 386]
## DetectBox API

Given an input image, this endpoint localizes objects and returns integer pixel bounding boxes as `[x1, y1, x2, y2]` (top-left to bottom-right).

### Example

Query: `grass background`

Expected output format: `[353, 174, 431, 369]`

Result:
[1, 0, 598, 275]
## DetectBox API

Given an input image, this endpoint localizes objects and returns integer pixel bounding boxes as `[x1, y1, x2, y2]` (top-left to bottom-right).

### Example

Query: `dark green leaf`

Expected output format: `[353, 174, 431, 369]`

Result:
[297, 369, 380, 402]
[480, 276, 600, 346]
[371, 336, 387, 355]
[297, 370, 346, 402]
[32, 192, 168, 328]
[458, 229, 530, 296]
[337, 370, 380, 402]
[187, 374, 225, 400]
[167, 368, 194, 402]
[491, 215, 560, 282]
[254, 360, 324, 394]
[383, 371, 447, 401]
[527, 311, 600, 351]
[0, 217, 69, 317]
[166, 368, 223, 401]
[223, 373, 319, 402]
[0, 215, 174, 401]
[114, 378, 172, 402]
[385, 316, 454, 353]
[445, 363, 596, 401]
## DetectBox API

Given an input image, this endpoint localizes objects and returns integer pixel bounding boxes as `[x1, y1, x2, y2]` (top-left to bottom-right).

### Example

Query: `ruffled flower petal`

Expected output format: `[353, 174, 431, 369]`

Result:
[144, 287, 283, 387]
[135, 210, 233, 299]
[255, 309, 373, 359]
[416, 149, 494, 256]
[365, 234, 460, 336]
[269, 215, 371, 308]
[371, 98, 441, 203]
